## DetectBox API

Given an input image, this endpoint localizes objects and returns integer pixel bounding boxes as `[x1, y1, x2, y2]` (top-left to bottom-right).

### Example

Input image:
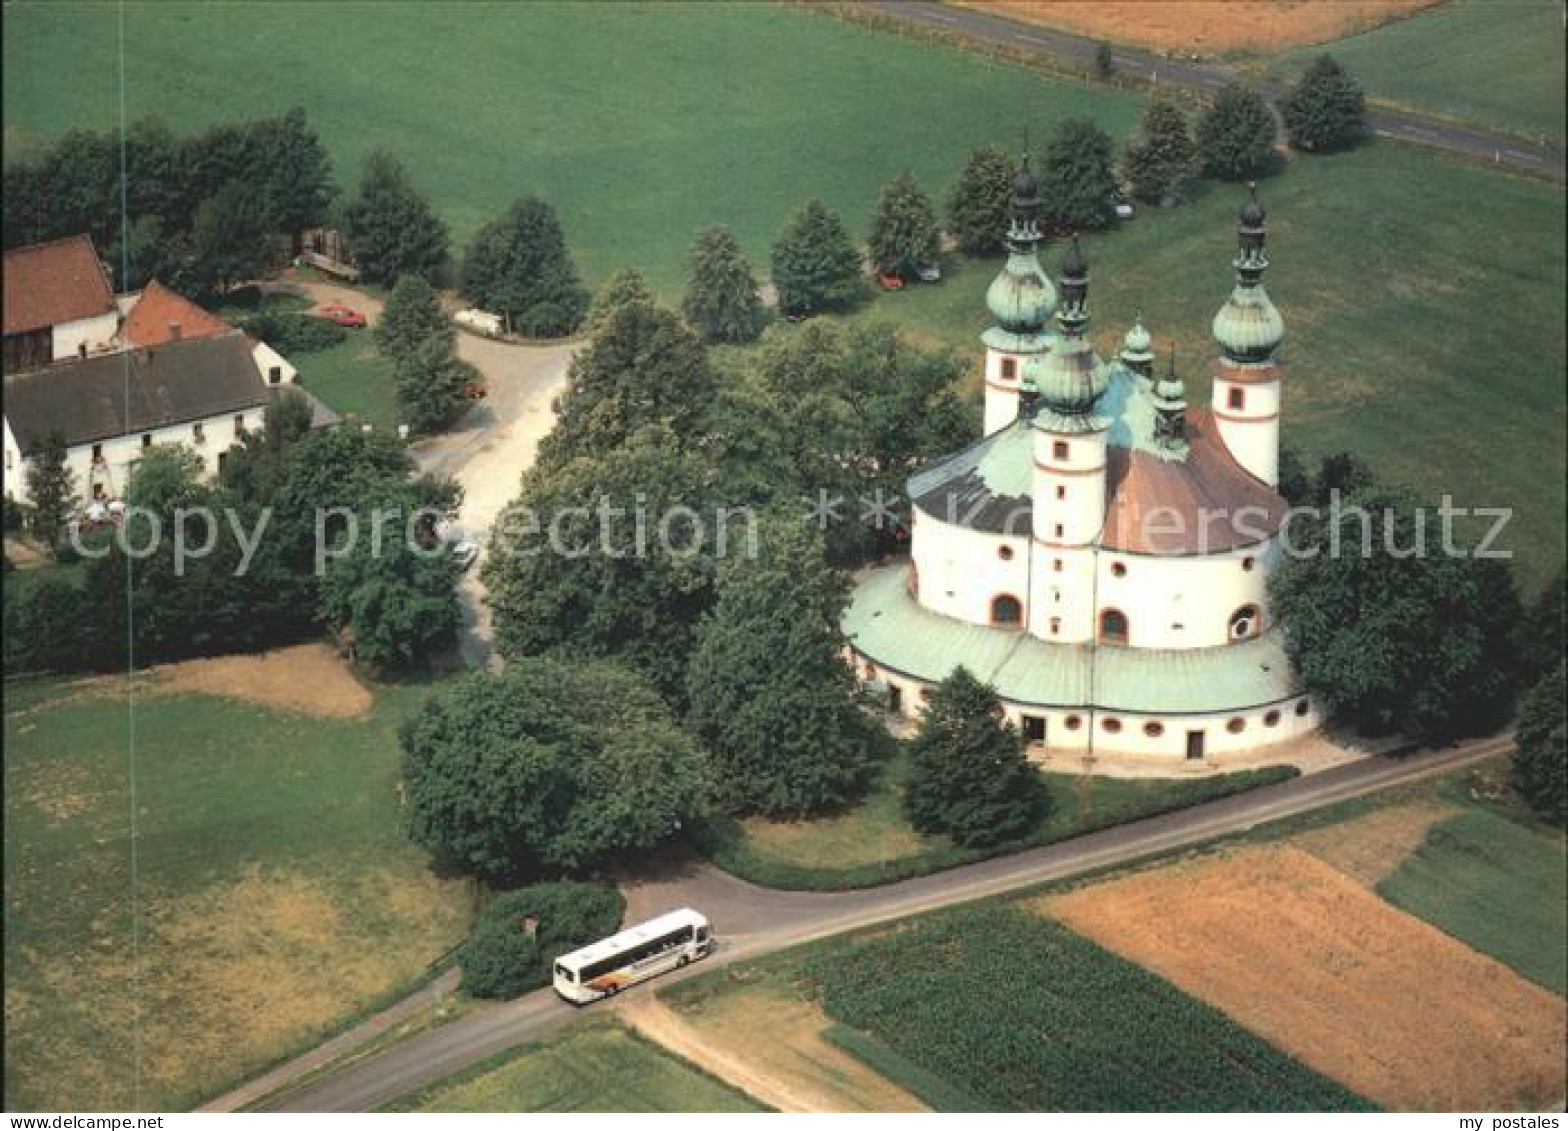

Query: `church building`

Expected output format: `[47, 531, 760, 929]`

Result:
[843, 161, 1317, 764]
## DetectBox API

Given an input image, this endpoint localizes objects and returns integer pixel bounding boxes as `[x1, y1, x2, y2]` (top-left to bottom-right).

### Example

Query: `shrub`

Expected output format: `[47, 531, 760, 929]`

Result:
[460, 882, 625, 999]
[239, 308, 347, 354]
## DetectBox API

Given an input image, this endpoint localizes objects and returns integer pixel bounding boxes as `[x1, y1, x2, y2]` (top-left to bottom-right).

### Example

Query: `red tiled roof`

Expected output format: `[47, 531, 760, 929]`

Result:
[2, 235, 116, 335]
[1100, 409, 1287, 555]
[122, 280, 233, 347]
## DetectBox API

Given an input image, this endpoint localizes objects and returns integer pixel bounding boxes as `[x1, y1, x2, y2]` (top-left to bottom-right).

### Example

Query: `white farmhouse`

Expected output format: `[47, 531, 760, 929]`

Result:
[844, 165, 1315, 764]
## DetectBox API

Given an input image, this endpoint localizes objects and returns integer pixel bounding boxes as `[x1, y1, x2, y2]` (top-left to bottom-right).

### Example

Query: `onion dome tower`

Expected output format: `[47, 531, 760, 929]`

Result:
[1151, 348, 1190, 460]
[1210, 185, 1285, 485]
[1026, 238, 1110, 643]
[1119, 316, 1156, 384]
[981, 155, 1057, 435]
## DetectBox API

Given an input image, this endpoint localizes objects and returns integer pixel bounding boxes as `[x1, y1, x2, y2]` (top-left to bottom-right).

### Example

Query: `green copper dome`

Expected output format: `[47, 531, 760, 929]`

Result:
[986, 252, 1056, 332]
[1212, 284, 1284, 362]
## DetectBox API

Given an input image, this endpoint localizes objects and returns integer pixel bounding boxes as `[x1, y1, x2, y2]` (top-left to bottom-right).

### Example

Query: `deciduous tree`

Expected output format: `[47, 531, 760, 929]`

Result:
[1197, 82, 1278, 180]
[686, 516, 874, 817]
[24, 430, 76, 555]
[681, 226, 762, 344]
[1123, 100, 1196, 206]
[460, 196, 588, 337]
[399, 660, 712, 879]
[343, 150, 450, 286]
[867, 170, 940, 276]
[905, 667, 1049, 847]
[189, 179, 276, 295]
[376, 274, 453, 363]
[1512, 662, 1565, 826]
[395, 335, 477, 435]
[770, 199, 862, 317]
[1281, 55, 1366, 153]
[947, 145, 1017, 255]
[1041, 118, 1119, 231]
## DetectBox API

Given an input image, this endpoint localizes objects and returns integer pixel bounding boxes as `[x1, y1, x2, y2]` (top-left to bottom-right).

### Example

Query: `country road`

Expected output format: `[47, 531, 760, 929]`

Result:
[257, 733, 1511, 1112]
[860, 1, 1566, 183]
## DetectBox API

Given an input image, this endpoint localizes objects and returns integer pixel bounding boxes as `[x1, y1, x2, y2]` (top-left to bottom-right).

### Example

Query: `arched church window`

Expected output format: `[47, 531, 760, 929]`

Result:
[1099, 608, 1129, 645]
[991, 595, 1022, 626]
[1229, 604, 1260, 640]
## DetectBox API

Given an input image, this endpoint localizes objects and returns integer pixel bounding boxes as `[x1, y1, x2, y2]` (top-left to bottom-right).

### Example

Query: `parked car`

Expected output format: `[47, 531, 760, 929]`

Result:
[450, 540, 479, 572]
[317, 303, 367, 328]
[877, 271, 905, 291]
[915, 261, 942, 283]
[464, 380, 487, 400]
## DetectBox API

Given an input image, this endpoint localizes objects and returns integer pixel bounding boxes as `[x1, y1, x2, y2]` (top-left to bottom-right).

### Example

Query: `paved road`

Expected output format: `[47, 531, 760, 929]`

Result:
[263, 733, 1510, 1111]
[863, 1, 1565, 183]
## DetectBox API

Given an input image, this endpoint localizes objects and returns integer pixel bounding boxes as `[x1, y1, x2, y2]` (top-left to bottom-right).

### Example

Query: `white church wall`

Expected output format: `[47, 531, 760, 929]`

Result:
[982, 347, 1024, 435]
[1212, 371, 1281, 486]
[1026, 541, 1097, 642]
[911, 512, 1032, 627]
[1092, 539, 1276, 650]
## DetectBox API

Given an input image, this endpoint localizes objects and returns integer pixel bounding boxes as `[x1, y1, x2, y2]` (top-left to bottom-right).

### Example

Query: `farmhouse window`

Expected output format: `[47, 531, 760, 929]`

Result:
[91, 443, 104, 464]
[192, 422, 205, 444]
[142, 434, 152, 448]
[269, 366, 283, 385]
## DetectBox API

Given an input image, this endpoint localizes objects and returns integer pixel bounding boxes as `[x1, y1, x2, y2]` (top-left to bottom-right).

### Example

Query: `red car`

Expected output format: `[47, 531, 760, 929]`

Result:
[317, 302, 367, 328]
[877, 272, 905, 291]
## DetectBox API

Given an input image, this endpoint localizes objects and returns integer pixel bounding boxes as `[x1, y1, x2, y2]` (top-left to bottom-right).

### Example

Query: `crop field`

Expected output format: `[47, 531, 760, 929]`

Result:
[963, 1, 1440, 55]
[1271, 0, 1566, 144]
[1045, 845, 1567, 1111]
[3, 658, 471, 1111]
[1378, 806, 1568, 995]
[701, 754, 1293, 889]
[793, 905, 1370, 1111]
[385, 1020, 764, 1113]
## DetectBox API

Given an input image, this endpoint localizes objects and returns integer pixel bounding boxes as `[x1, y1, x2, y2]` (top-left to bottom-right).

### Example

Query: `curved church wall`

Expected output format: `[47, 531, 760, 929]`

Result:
[910, 510, 1032, 627]
[1092, 538, 1277, 650]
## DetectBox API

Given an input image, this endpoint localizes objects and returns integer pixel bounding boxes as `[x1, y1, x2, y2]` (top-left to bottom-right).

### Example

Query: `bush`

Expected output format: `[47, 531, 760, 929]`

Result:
[460, 882, 625, 999]
[1512, 663, 1566, 826]
[517, 301, 572, 338]
[238, 308, 347, 354]
[3, 497, 26, 533]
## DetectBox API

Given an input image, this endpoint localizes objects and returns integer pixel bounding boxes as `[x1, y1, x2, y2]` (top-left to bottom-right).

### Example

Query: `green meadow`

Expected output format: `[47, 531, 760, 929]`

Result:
[3, 674, 471, 1111]
[1271, 0, 1566, 145]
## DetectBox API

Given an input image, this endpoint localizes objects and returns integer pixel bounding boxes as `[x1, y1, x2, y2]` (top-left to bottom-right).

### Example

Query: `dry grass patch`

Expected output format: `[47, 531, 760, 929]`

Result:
[643, 985, 927, 1113]
[1041, 846, 1566, 1111]
[151, 645, 372, 718]
[1293, 800, 1459, 885]
[959, 1, 1443, 54]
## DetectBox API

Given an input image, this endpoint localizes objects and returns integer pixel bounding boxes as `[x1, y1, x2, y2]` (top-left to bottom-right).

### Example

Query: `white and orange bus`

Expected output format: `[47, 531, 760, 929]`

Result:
[552, 908, 713, 1004]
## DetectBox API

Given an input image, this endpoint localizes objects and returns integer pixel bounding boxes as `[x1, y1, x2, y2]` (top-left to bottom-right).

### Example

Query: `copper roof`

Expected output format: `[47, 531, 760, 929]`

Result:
[1101, 409, 1286, 554]
[122, 280, 233, 347]
[3, 235, 116, 335]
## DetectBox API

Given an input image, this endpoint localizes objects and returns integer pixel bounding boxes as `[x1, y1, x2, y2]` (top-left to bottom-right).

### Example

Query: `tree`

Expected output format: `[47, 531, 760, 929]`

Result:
[583, 268, 654, 337]
[904, 667, 1048, 847]
[24, 431, 76, 554]
[255, 107, 336, 242]
[485, 426, 738, 695]
[1281, 55, 1366, 153]
[399, 659, 711, 879]
[1276, 445, 1313, 507]
[867, 170, 940, 276]
[686, 516, 874, 817]
[536, 295, 716, 472]
[395, 335, 477, 435]
[342, 150, 449, 286]
[770, 199, 862, 317]
[1197, 82, 1277, 180]
[1040, 118, 1119, 231]
[681, 226, 762, 344]
[1512, 663, 1565, 825]
[377, 274, 453, 363]
[1269, 488, 1521, 741]
[1094, 41, 1114, 80]
[947, 145, 1017, 255]
[1123, 99, 1196, 206]
[1513, 570, 1566, 684]
[460, 882, 625, 999]
[189, 179, 276, 295]
[459, 196, 588, 337]
[317, 489, 461, 672]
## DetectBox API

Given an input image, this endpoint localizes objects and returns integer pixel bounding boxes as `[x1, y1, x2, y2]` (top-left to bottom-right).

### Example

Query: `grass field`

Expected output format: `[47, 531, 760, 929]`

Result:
[1378, 806, 1568, 995]
[671, 905, 1370, 1111]
[1271, 0, 1566, 144]
[293, 337, 399, 432]
[1, 1, 1145, 294]
[3, 669, 471, 1111]
[698, 751, 1294, 889]
[384, 1020, 765, 1113]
